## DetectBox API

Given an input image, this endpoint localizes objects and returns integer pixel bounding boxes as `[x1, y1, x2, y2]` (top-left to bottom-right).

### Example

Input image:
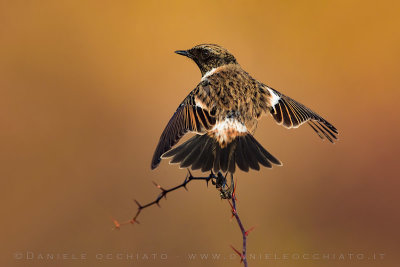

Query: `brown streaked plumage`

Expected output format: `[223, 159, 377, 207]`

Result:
[151, 44, 338, 173]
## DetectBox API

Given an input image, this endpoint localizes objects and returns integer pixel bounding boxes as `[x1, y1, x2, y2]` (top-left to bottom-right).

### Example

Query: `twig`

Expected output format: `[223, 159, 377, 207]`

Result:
[228, 176, 252, 267]
[113, 170, 216, 226]
[113, 170, 253, 267]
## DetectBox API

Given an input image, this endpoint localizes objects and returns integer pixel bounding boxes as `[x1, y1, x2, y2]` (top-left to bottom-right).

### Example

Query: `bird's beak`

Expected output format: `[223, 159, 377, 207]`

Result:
[175, 50, 192, 58]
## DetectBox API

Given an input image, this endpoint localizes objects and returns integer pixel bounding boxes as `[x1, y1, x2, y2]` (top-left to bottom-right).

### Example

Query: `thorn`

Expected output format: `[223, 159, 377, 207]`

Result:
[112, 218, 120, 229]
[153, 181, 167, 194]
[129, 218, 137, 224]
[233, 178, 238, 201]
[183, 177, 189, 191]
[187, 169, 193, 178]
[134, 199, 142, 209]
[230, 245, 244, 262]
[152, 180, 161, 189]
[227, 199, 236, 217]
[245, 226, 256, 236]
[156, 199, 161, 207]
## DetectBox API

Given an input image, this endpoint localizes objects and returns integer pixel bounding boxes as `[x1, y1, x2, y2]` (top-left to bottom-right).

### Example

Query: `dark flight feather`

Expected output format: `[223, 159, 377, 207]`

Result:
[161, 133, 280, 174]
[234, 138, 249, 172]
[266, 86, 338, 143]
[151, 90, 215, 169]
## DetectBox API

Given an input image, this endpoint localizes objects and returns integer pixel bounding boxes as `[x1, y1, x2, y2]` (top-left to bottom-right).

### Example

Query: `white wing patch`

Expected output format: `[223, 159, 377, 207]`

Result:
[266, 87, 281, 106]
[195, 98, 207, 109]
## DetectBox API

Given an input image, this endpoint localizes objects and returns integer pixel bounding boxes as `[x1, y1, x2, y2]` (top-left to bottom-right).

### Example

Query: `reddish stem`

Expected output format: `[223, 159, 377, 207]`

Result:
[229, 178, 248, 267]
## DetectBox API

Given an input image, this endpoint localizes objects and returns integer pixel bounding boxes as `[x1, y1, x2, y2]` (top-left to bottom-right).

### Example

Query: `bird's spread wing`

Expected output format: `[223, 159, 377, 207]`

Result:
[261, 85, 338, 142]
[151, 85, 216, 169]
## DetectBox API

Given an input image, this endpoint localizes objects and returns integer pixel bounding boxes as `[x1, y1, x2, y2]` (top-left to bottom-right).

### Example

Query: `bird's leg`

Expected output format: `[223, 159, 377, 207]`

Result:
[212, 171, 225, 188]
[209, 171, 234, 199]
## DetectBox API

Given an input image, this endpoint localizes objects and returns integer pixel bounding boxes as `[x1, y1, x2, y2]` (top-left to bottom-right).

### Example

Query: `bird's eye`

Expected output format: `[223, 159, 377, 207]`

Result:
[201, 50, 211, 59]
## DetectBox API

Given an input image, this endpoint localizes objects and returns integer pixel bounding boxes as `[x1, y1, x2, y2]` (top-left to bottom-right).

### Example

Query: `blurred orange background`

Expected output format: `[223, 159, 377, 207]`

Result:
[1, 1, 399, 266]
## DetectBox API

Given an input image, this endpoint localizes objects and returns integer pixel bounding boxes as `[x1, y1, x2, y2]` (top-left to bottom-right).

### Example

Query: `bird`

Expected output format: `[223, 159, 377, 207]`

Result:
[150, 44, 338, 174]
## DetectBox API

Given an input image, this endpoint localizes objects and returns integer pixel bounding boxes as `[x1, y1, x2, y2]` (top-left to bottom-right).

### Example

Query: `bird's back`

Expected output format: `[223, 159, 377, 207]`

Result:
[196, 64, 267, 136]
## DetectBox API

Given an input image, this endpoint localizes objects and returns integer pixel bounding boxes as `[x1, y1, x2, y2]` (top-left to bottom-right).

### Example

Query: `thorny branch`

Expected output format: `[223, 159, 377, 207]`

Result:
[113, 170, 254, 266]
[228, 175, 255, 267]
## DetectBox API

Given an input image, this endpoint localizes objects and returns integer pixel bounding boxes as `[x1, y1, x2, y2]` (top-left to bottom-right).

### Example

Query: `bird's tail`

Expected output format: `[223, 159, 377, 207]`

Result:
[161, 133, 281, 173]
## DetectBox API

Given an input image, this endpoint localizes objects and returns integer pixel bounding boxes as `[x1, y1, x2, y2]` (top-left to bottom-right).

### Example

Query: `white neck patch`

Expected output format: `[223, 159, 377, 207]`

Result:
[201, 67, 218, 82]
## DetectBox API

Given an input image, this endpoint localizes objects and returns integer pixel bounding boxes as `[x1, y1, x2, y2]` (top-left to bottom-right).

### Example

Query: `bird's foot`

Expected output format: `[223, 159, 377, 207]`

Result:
[212, 171, 234, 199]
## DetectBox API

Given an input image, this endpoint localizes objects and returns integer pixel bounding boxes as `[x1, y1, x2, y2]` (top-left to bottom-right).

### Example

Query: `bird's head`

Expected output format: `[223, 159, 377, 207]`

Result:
[175, 44, 238, 76]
